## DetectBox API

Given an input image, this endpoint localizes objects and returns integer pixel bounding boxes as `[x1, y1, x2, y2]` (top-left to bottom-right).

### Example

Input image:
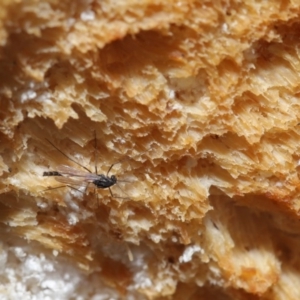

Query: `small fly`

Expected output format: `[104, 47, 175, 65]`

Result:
[43, 133, 120, 198]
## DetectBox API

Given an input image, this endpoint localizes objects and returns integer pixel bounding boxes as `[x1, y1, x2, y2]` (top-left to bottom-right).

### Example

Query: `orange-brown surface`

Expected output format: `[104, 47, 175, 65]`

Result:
[1, 0, 300, 299]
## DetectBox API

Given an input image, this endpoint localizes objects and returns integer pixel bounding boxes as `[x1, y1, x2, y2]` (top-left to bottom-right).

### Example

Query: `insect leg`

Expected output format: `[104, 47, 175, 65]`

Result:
[43, 185, 82, 194]
[67, 185, 86, 194]
[109, 187, 114, 198]
[41, 185, 68, 192]
[46, 138, 92, 173]
[42, 185, 85, 194]
[107, 162, 119, 177]
[94, 130, 98, 174]
[95, 187, 99, 208]
[84, 182, 91, 194]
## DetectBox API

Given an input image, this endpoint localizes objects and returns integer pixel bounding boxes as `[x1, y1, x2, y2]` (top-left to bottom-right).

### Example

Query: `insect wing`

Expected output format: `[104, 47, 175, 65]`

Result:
[56, 165, 99, 181]
[54, 176, 88, 187]
[57, 165, 90, 177]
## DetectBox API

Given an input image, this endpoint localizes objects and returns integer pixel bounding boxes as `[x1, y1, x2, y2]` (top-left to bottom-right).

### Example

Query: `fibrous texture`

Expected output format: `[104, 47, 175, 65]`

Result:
[1, 0, 300, 299]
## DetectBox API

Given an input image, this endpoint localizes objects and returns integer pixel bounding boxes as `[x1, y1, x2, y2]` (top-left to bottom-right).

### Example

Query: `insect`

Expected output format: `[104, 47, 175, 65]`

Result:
[43, 134, 122, 198]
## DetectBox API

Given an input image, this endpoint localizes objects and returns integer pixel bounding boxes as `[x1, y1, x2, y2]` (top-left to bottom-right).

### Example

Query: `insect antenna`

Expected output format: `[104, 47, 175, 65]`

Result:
[112, 183, 131, 200]
[45, 138, 92, 173]
[107, 147, 152, 176]
[105, 162, 123, 198]
[104, 146, 152, 199]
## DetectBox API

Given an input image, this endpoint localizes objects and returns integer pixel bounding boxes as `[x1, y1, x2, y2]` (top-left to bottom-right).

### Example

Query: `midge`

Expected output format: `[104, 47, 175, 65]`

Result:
[43, 134, 120, 197]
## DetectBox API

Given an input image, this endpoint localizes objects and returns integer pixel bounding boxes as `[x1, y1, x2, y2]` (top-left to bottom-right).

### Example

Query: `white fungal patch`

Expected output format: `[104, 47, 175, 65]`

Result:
[179, 245, 202, 263]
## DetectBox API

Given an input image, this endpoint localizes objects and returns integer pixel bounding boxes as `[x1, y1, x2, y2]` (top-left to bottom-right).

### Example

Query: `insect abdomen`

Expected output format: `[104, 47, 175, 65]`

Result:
[43, 171, 62, 177]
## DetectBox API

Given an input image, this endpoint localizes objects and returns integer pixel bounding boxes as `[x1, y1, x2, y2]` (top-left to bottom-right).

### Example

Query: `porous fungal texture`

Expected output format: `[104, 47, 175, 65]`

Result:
[0, 0, 300, 299]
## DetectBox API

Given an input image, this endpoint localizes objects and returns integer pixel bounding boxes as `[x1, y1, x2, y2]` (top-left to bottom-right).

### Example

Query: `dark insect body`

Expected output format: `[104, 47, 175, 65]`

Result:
[43, 135, 120, 197]
[43, 171, 62, 177]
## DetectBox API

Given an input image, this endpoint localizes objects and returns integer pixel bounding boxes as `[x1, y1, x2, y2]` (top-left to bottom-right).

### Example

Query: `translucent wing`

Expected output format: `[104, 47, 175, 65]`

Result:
[56, 165, 100, 181]
[54, 176, 88, 186]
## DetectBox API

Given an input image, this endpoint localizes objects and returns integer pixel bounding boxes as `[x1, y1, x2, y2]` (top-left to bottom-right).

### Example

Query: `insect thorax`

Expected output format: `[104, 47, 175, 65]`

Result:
[93, 175, 117, 189]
